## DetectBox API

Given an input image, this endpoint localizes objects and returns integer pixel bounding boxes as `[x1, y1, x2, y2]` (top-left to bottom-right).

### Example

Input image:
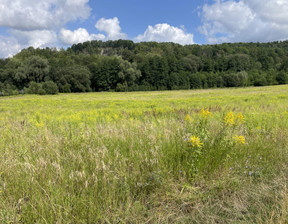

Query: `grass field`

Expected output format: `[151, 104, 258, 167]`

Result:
[1, 85, 288, 223]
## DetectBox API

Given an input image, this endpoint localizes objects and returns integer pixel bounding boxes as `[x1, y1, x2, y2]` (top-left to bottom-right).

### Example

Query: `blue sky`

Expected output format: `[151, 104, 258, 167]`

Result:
[83, 0, 206, 42]
[0, 0, 288, 58]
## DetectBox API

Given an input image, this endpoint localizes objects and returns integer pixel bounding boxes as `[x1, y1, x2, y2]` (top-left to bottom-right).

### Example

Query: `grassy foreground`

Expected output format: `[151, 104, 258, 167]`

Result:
[1, 86, 288, 223]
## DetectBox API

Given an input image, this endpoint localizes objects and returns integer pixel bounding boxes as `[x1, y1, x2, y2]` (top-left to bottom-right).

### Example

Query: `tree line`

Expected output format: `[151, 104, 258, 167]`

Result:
[0, 40, 288, 95]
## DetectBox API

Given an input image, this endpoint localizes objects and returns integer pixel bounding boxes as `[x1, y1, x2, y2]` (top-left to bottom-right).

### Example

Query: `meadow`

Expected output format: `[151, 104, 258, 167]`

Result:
[0, 85, 288, 223]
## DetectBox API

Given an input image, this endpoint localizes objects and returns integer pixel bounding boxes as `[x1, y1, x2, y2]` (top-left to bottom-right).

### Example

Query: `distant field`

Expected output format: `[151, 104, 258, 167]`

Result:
[1, 85, 288, 223]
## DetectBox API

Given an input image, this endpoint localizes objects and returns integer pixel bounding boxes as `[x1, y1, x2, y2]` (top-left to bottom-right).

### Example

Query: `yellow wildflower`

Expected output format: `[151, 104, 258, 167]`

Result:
[200, 108, 212, 118]
[189, 136, 204, 148]
[233, 135, 245, 145]
[224, 111, 235, 126]
[185, 114, 192, 122]
[235, 113, 244, 125]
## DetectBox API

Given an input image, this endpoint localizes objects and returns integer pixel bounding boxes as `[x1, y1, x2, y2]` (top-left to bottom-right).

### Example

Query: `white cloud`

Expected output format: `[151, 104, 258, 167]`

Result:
[0, 30, 58, 58]
[200, 0, 288, 43]
[95, 17, 127, 40]
[59, 17, 128, 45]
[135, 23, 194, 45]
[0, 0, 91, 30]
[59, 28, 105, 45]
[243, 0, 288, 24]
[0, 0, 93, 58]
[10, 29, 57, 48]
[0, 36, 22, 58]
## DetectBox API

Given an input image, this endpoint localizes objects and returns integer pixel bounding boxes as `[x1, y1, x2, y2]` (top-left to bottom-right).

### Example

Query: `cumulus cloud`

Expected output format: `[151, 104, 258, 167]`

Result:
[243, 0, 288, 24]
[135, 23, 194, 45]
[10, 29, 57, 48]
[0, 0, 93, 58]
[200, 0, 288, 43]
[0, 30, 58, 58]
[59, 17, 128, 46]
[59, 28, 105, 45]
[0, 0, 91, 30]
[0, 36, 22, 58]
[95, 17, 127, 40]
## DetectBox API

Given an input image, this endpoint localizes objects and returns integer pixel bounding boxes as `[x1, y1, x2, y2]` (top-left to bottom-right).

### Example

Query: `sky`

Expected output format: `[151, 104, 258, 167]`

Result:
[1, 0, 288, 58]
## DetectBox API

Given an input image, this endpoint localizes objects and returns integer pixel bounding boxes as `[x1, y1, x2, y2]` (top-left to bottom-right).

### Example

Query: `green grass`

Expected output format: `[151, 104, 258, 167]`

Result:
[1, 85, 288, 223]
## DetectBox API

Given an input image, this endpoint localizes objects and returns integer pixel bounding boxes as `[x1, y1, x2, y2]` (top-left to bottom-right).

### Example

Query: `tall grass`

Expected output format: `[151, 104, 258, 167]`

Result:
[1, 85, 288, 223]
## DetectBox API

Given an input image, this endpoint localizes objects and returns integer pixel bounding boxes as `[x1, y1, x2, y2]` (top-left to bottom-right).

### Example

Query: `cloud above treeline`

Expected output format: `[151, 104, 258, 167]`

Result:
[59, 28, 105, 45]
[200, 0, 288, 43]
[0, 0, 91, 57]
[0, 0, 91, 30]
[0, 0, 288, 58]
[95, 17, 127, 40]
[135, 24, 194, 45]
[0, 0, 196, 58]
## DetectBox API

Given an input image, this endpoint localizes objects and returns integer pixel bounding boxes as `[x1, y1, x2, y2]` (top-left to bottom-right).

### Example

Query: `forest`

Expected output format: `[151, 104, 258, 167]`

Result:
[0, 39, 288, 95]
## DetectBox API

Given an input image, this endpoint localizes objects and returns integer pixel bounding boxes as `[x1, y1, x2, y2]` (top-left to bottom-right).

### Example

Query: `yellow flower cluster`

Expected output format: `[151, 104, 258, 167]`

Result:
[189, 136, 204, 148]
[235, 113, 244, 125]
[233, 135, 246, 145]
[224, 111, 244, 126]
[200, 108, 212, 118]
[224, 111, 235, 126]
[185, 114, 192, 122]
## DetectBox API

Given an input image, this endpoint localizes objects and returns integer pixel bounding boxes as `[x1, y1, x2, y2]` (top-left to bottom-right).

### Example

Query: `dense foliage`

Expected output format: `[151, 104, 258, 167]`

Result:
[1, 40, 288, 95]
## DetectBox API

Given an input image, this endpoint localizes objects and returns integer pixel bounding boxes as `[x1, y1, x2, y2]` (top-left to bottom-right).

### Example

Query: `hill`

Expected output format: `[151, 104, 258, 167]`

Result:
[0, 40, 288, 95]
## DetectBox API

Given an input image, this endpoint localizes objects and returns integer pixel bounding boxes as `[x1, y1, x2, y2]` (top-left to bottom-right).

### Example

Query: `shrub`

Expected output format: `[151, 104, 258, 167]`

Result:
[42, 81, 59, 95]
[25, 82, 46, 95]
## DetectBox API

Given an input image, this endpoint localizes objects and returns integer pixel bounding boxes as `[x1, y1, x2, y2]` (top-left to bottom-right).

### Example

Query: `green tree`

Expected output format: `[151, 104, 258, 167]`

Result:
[276, 72, 288, 84]
[182, 55, 202, 73]
[25, 56, 50, 83]
[54, 66, 91, 92]
[42, 81, 59, 94]
[25, 82, 46, 95]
